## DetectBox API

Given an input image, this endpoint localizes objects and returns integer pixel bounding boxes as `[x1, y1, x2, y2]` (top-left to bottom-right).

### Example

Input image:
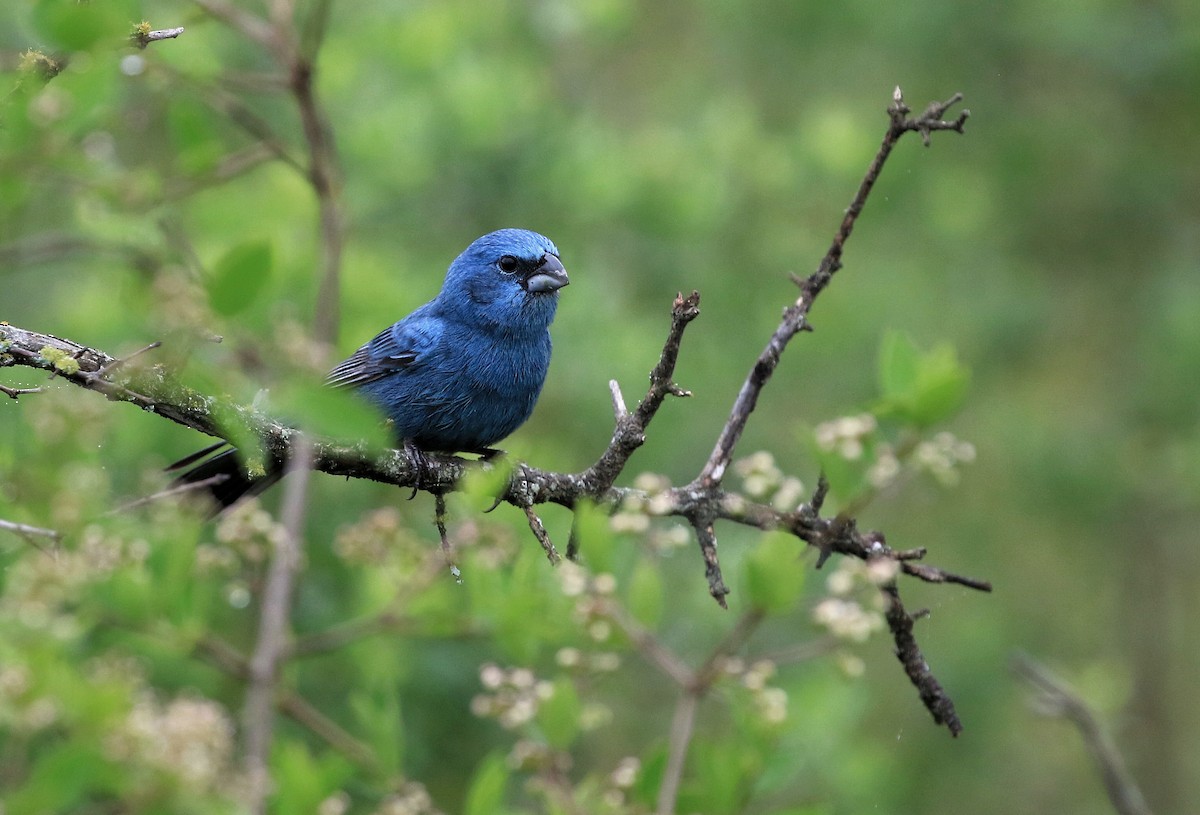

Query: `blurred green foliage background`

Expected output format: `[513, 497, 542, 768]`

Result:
[2, 1, 1198, 813]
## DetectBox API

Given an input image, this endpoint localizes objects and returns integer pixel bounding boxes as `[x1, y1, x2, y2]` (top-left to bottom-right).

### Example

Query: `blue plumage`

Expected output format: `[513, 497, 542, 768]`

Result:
[172, 228, 568, 509]
[328, 228, 567, 451]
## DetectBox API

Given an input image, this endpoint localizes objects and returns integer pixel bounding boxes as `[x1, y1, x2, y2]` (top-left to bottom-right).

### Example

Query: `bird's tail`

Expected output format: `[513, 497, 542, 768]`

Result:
[166, 442, 282, 514]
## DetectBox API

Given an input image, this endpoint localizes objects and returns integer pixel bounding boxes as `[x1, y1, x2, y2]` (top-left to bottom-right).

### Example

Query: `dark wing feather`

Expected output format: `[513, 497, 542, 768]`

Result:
[324, 313, 435, 389]
[166, 440, 230, 472]
[325, 342, 412, 388]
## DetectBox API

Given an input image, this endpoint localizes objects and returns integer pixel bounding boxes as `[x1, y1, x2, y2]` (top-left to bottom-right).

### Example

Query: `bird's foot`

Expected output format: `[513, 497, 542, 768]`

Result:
[403, 439, 430, 498]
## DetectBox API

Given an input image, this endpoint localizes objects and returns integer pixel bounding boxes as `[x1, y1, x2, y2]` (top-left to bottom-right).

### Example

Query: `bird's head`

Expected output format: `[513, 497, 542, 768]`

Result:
[441, 229, 569, 331]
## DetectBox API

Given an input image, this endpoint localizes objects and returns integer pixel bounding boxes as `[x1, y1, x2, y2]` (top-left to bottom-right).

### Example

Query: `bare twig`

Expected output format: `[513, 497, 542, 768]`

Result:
[153, 62, 307, 175]
[700, 89, 968, 491]
[658, 691, 699, 815]
[288, 612, 416, 658]
[96, 341, 162, 378]
[276, 693, 385, 774]
[0, 383, 44, 400]
[434, 492, 462, 581]
[669, 88, 969, 629]
[0, 232, 154, 271]
[0, 517, 62, 543]
[131, 26, 185, 49]
[162, 143, 279, 203]
[691, 518, 730, 608]
[522, 504, 561, 563]
[194, 634, 385, 774]
[192, 0, 279, 52]
[1013, 654, 1153, 815]
[608, 379, 629, 420]
[293, 55, 345, 345]
[882, 583, 962, 736]
[111, 473, 231, 514]
[604, 602, 694, 688]
[576, 291, 700, 496]
[606, 597, 767, 815]
[901, 560, 995, 591]
[757, 636, 839, 666]
[243, 437, 311, 814]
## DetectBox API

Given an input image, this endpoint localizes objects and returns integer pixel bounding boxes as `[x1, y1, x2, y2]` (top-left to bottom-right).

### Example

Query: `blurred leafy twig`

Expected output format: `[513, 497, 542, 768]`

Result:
[192, 0, 344, 344]
[1013, 654, 1153, 815]
[243, 438, 312, 815]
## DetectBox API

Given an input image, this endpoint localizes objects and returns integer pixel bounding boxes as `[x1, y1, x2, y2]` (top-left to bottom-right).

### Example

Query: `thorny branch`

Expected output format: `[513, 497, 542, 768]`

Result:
[0, 89, 988, 738]
[883, 583, 963, 735]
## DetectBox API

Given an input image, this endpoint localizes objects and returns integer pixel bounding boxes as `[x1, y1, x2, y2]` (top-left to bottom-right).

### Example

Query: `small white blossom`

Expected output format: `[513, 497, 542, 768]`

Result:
[815, 413, 878, 460]
[826, 569, 855, 597]
[632, 472, 671, 494]
[588, 621, 613, 642]
[611, 756, 640, 788]
[836, 651, 866, 678]
[318, 792, 351, 815]
[592, 573, 618, 595]
[557, 562, 589, 596]
[756, 687, 788, 724]
[865, 558, 900, 585]
[555, 647, 581, 668]
[771, 476, 806, 511]
[479, 663, 505, 690]
[609, 511, 651, 534]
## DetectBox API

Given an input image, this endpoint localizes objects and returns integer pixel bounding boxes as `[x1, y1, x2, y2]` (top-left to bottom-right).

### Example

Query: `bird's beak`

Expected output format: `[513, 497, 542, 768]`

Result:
[523, 254, 569, 293]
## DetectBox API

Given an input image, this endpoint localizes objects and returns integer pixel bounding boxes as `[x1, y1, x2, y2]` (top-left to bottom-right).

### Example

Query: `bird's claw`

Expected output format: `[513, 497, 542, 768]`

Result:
[403, 439, 430, 497]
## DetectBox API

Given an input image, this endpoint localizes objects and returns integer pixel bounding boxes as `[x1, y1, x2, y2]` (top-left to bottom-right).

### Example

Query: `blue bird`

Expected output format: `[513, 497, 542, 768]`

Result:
[170, 228, 569, 509]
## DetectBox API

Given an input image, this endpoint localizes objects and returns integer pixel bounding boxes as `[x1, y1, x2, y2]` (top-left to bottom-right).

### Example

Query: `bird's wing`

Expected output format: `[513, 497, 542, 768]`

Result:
[325, 311, 440, 389]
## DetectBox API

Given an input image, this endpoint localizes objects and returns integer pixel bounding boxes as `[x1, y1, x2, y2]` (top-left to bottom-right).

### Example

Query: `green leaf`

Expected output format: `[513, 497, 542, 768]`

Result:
[271, 740, 353, 815]
[909, 343, 971, 426]
[876, 331, 970, 427]
[351, 689, 404, 774]
[742, 531, 807, 614]
[877, 330, 921, 401]
[207, 241, 273, 316]
[273, 379, 391, 450]
[465, 751, 510, 815]
[4, 742, 108, 815]
[537, 677, 582, 749]
[678, 737, 754, 814]
[630, 745, 668, 808]
[169, 98, 226, 174]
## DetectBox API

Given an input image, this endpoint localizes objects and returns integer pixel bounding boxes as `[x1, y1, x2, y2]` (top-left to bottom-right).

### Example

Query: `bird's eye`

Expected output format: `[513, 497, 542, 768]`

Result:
[498, 255, 519, 273]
